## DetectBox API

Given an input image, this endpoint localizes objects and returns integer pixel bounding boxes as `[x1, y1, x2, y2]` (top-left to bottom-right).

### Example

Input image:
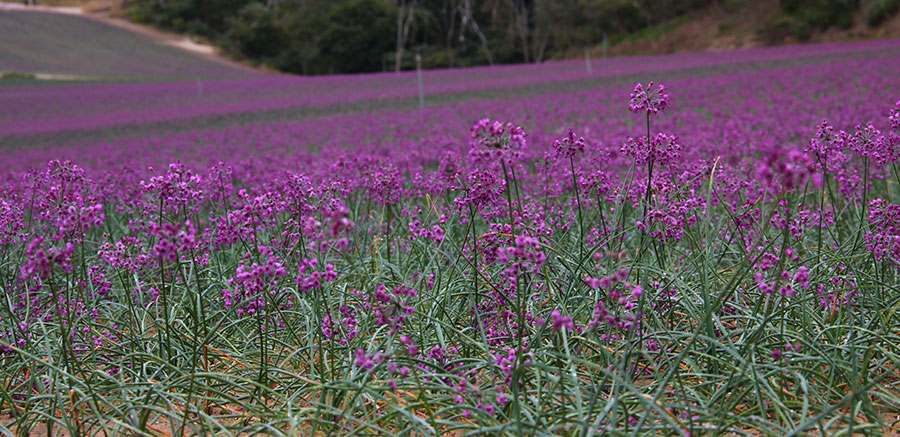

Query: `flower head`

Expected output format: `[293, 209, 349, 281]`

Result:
[890, 99, 900, 131]
[806, 120, 847, 159]
[554, 129, 586, 159]
[629, 81, 670, 115]
[549, 309, 574, 332]
[468, 118, 527, 165]
[848, 122, 886, 162]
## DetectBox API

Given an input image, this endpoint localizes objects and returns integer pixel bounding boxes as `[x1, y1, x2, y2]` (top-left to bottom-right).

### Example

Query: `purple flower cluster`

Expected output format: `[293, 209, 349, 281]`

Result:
[553, 129, 586, 159]
[222, 246, 291, 318]
[585, 269, 643, 341]
[890, 100, 900, 131]
[468, 118, 527, 166]
[866, 199, 900, 265]
[621, 133, 682, 165]
[629, 81, 670, 115]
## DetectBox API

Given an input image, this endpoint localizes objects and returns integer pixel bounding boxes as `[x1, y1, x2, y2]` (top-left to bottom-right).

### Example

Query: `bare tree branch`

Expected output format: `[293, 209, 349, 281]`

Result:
[510, 0, 529, 63]
[395, 0, 418, 72]
[457, 0, 495, 65]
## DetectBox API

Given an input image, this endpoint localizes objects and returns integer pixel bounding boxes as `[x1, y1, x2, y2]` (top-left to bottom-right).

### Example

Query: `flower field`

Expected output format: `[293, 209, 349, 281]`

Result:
[2, 39, 900, 435]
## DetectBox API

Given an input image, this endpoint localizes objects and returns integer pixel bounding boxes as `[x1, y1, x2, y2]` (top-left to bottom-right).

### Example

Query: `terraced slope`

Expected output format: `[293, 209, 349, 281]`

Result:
[0, 9, 259, 80]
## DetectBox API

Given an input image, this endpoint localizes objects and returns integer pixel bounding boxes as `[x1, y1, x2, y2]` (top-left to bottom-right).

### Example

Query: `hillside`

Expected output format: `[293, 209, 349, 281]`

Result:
[0, 6, 261, 80]
[116, 0, 900, 75]
[599, 0, 900, 57]
[3, 0, 899, 78]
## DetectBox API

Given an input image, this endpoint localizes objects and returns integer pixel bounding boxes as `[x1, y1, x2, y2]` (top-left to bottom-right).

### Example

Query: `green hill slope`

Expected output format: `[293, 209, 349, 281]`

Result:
[599, 0, 900, 58]
[0, 8, 260, 80]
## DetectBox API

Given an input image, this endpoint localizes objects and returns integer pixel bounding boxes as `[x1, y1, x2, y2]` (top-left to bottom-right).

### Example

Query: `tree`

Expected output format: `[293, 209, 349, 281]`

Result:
[457, 0, 495, 64]
[395, 0, 418, 71]
[509, 0, 529, 62]
[125, 0, 755, 75]
[226, 2, 285, 60]
[318, 0, 395, 73]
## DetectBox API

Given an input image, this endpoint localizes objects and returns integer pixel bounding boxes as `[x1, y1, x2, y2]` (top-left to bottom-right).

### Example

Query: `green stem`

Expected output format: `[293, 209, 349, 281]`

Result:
[570, 156, 584, 259]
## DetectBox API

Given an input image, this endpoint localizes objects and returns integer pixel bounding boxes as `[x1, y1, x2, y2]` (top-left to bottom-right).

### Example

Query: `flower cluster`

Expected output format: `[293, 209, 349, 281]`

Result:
[495, 235, 547, 277]
[890, 100, 900, 131]
[553, 129, 586, 159]
[222, 246, 290, 318]
[140, 162, 204, 217]
[0, 199, 24, 246]
[322, 304, 359, 346]
[865, 199, 900, 266]
[806, 120, 848, 160]
[296, 258, 337, 291]
[371, 284, 418, 334]
[585, 269, 643, 341]
[468, 118, 527, 165]
[20, 236, 75, 281]
[629, 81, 670, 115]
[148, 221, 197, 264]
[621, 133, 682, 165]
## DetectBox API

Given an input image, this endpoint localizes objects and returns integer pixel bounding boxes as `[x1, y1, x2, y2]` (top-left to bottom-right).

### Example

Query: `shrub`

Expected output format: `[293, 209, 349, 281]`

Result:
[866, 0, 900, 26]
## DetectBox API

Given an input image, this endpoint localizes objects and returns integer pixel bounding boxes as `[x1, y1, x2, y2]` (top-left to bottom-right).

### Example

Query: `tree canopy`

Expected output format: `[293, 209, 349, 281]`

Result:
[124, 0, 897, 74]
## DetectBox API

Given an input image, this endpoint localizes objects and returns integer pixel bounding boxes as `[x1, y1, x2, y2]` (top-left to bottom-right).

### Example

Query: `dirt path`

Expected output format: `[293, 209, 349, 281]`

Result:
[0, 1, 265, 74]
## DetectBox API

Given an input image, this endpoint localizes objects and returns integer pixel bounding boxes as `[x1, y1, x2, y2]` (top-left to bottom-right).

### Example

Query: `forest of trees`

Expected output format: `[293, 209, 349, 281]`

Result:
[125, 0, 894, 75]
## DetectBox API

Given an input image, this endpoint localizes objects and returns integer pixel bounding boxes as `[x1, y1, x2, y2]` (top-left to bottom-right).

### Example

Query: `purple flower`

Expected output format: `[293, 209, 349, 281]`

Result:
[629, 81, 670, 115]
[807, 120, 848, 156]
[549, 309, 574, 332]
[468, 118, 527, 166]
[223, 247, 291, 318]
[354, 349, 375, 371]
[554, 129, 586, 159]
[890, 100, 900, 131]
[793, 266, 810, 290]
[865, 199, 900, 266]
[848, 122, 887, 161]
[622, 133, 682, 165]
